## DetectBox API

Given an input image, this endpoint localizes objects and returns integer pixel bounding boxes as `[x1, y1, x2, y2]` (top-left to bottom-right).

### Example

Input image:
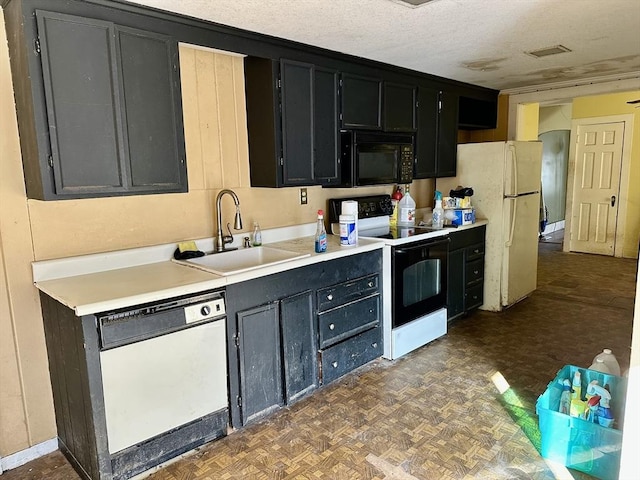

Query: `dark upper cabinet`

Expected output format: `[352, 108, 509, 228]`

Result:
[313, 67, 341, 185]
[436, 90, 459, 177]
[244, 58, 339, 187]
[30, 10, 186, 199]
[340, 73, 382, 130]
[458, 95, 498, 129]
[383, 82, 416, 132]
[414, 88, 458, 179]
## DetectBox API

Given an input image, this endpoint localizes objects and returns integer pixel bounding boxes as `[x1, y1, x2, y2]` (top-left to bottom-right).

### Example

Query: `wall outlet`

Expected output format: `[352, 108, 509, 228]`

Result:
[300, 188, 308, 205]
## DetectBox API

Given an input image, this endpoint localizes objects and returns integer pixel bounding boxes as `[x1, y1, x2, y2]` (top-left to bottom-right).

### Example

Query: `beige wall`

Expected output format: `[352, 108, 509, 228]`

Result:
[0, 20, 436, 457]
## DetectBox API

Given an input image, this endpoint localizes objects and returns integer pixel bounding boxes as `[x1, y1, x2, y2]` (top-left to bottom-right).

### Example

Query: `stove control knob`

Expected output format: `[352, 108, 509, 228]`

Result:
[200, 305, 211, 317]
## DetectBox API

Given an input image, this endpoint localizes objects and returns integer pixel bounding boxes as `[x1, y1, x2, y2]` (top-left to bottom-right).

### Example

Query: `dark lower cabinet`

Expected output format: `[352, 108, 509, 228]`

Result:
[447, 225, 486, 321]
[236, 303, 284, 424]
[226, 250, 383, 428]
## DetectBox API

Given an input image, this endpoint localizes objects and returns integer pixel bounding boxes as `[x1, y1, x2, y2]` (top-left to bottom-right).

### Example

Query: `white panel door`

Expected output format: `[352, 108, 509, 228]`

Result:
[501, 193, 540, 307]
[569, 122, 624, 256]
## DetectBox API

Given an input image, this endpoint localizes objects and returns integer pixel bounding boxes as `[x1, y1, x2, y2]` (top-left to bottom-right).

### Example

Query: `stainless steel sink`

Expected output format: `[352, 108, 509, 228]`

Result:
[176, 246, 310, 276]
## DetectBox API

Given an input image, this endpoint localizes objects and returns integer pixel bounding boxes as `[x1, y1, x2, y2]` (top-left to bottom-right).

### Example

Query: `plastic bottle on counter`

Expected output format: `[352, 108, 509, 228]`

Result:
[390, 186, 403, 227]
[398, 185, 415, 225]
[432, 190, 444, 229]
[588, 358, 612, 374]
[569, 371, 586, 417]
[252, 221, 262, 246]
[592, 349, 621, 376]
[314, 210, 327, 253]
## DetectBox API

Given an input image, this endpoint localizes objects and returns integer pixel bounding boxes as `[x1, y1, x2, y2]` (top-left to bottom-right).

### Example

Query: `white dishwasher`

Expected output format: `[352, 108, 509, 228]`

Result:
[98, 290, 227, 455]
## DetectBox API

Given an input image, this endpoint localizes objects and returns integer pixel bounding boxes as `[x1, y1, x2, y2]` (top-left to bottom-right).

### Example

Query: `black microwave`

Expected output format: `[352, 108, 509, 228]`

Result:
[339, 131, 414, 187]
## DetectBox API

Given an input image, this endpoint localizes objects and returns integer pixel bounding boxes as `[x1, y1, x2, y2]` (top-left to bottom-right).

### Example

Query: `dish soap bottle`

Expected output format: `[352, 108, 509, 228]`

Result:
[252, 221, 262, 246]
[314, 210, 327, 253]
[432, 190, 444, 229]
[398, 185, 415, 225]
[389, 186, 403, 227]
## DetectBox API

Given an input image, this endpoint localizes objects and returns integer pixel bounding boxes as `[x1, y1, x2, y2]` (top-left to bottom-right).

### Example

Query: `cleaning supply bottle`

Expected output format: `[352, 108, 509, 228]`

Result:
[569, 371, 586, 417]
[586, 383, 614, 427]
[588, 358, 611, 374]
[390, 186, 403, 227]
[314, 210, 327, 253]
[432, 190, 444, 229]
[252, 221, 262, 246]
[592, 349, 621, 376]
[398, 185, 415, 225]
[558, 378, 571, 415]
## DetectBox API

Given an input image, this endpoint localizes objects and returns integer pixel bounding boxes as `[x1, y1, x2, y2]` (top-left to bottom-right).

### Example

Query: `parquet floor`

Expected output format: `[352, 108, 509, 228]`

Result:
[4, 231, 636, 479]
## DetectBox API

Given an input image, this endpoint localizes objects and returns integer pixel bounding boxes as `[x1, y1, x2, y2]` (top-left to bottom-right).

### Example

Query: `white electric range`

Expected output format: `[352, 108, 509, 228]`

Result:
[328, 195, 450, 360]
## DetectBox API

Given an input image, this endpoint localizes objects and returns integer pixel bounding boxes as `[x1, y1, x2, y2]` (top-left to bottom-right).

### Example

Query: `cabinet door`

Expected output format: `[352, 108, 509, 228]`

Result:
[35, 11, 187, 199]
[237, 303, 283, 425]
[281, 59, 315, 185]
[414, 87, 438, 178]
[116, 26, 186, 192]
[37, 11, 125, 196]
[314, 67, 340, 185]
[383, 82, 416, 132]
[447, 248, 465, 320]
[341, 73, 382, 129]
[436, 90, 459, 178]
[280, 291, 317, 403]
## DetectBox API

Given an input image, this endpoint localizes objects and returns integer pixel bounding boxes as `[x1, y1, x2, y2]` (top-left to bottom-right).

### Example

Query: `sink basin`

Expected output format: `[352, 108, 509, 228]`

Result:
[177, 246, 311, 276]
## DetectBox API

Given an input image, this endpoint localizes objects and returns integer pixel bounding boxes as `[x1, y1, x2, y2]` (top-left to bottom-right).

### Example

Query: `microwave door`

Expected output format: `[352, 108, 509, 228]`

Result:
[356, 145, 399, 185]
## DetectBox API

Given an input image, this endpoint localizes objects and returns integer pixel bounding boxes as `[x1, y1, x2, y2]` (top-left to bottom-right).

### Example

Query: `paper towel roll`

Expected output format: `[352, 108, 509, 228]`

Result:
[341, 201, 358, 240]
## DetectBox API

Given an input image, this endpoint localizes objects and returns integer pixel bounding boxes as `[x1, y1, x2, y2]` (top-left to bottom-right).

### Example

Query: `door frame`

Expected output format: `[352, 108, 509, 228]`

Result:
[563, 114, 634, 257]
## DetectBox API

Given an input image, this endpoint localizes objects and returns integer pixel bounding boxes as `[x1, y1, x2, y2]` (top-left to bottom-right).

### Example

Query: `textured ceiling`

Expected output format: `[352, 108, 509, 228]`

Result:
[124, 0, 640, 91]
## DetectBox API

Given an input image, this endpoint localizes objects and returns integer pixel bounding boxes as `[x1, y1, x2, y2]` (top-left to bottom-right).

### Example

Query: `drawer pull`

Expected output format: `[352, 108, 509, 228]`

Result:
[367, 281, 374, 288]
[332, 361, 338, 368]
[474, 249, 480, 254]
[474, 270, 479, 275]
[327, 294, 333, 301]
[372, 342, 378, 348]
[329, 323, 335, 330]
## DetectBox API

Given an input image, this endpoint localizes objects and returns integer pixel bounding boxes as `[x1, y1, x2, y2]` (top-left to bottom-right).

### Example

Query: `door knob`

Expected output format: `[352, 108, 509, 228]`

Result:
[611, 196, 616, 207]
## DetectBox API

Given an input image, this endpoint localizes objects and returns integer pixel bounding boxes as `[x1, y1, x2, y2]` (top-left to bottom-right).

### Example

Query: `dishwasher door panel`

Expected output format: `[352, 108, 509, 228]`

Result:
[100, 320, 227, 454]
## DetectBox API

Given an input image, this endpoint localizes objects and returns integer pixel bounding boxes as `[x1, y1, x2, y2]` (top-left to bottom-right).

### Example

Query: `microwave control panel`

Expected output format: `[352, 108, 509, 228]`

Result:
[399, 145, 414, 184]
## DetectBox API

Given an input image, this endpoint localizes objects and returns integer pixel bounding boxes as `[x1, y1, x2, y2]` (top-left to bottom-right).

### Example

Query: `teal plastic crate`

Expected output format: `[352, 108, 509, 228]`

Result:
[536, 365, 627, 480]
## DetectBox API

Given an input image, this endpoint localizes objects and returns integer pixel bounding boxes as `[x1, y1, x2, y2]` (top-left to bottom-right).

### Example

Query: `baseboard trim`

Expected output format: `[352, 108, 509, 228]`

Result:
[0, 438, 58, 473]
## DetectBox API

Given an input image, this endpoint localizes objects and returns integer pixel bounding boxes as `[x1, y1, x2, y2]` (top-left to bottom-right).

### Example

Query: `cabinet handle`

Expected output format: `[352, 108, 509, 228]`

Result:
[367, 281, 374, 288]
[327, 294, 333, 301]
[372, 342, 378, 348]
[474, 270, 479, 275]
[332, 361, 338, 368]
[474, 249, 480, 254]
[329, 323, 335, 330]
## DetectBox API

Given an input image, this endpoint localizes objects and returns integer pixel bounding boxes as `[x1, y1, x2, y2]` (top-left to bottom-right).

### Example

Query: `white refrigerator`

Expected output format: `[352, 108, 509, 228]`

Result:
[438, 141, 543, 311]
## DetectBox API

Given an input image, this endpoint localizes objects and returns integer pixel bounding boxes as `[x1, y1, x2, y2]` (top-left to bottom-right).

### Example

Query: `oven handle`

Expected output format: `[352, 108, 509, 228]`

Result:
[393, 236, 450, 254]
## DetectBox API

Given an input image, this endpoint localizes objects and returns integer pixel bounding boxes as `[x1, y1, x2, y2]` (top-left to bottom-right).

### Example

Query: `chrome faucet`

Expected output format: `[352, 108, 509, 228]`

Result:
[215, 189, 243, 252]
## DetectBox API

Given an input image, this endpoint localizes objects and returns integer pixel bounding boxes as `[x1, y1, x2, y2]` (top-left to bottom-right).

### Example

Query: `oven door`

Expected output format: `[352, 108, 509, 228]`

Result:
[391, 237, 449, 327]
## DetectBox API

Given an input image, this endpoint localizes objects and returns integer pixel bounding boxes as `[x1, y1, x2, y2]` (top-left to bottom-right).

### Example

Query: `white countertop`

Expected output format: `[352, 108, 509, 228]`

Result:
[33, 232, 384, 316]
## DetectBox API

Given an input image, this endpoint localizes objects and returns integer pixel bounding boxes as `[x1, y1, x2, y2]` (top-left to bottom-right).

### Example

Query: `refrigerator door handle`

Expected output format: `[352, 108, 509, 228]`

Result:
[506, 196, 517, 247]
[507, 144, 518, 197]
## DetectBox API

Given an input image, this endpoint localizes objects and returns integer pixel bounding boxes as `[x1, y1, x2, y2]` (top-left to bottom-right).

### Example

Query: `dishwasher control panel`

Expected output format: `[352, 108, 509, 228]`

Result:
[185, 297, 226, 324]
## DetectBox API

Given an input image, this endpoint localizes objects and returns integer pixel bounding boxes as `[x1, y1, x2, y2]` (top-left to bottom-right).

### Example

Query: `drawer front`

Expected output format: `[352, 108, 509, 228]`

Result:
[465, 258, 484, 286]
[320, 327, 382, 384]
[466, 242, 485, 261]
[318, 295, 380, 349]
[317, 274, 379, 312]
[448, 225, 486, 251]
[465, 283, 484, 311]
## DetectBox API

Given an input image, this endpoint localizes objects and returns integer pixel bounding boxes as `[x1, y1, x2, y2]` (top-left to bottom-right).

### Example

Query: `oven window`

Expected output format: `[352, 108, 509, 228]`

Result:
[402, 258, 441, 307]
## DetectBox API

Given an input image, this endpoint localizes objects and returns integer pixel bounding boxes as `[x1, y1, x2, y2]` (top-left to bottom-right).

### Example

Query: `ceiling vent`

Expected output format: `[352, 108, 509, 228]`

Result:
[526, 45, 572, 58]
[390, 0, 443, 7]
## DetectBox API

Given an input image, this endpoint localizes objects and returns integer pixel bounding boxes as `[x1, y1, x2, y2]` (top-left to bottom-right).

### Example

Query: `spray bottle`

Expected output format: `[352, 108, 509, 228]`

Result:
[432, 191, 444, 229]
[586, 383, 614, 427]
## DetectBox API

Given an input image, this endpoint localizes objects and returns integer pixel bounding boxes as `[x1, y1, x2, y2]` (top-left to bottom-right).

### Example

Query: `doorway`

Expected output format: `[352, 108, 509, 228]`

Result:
[564, 115, 634, 257]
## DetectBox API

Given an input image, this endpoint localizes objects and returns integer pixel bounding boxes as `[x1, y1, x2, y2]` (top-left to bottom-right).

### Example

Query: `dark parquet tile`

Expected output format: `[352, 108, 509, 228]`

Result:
[2, 232, 636, 480]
